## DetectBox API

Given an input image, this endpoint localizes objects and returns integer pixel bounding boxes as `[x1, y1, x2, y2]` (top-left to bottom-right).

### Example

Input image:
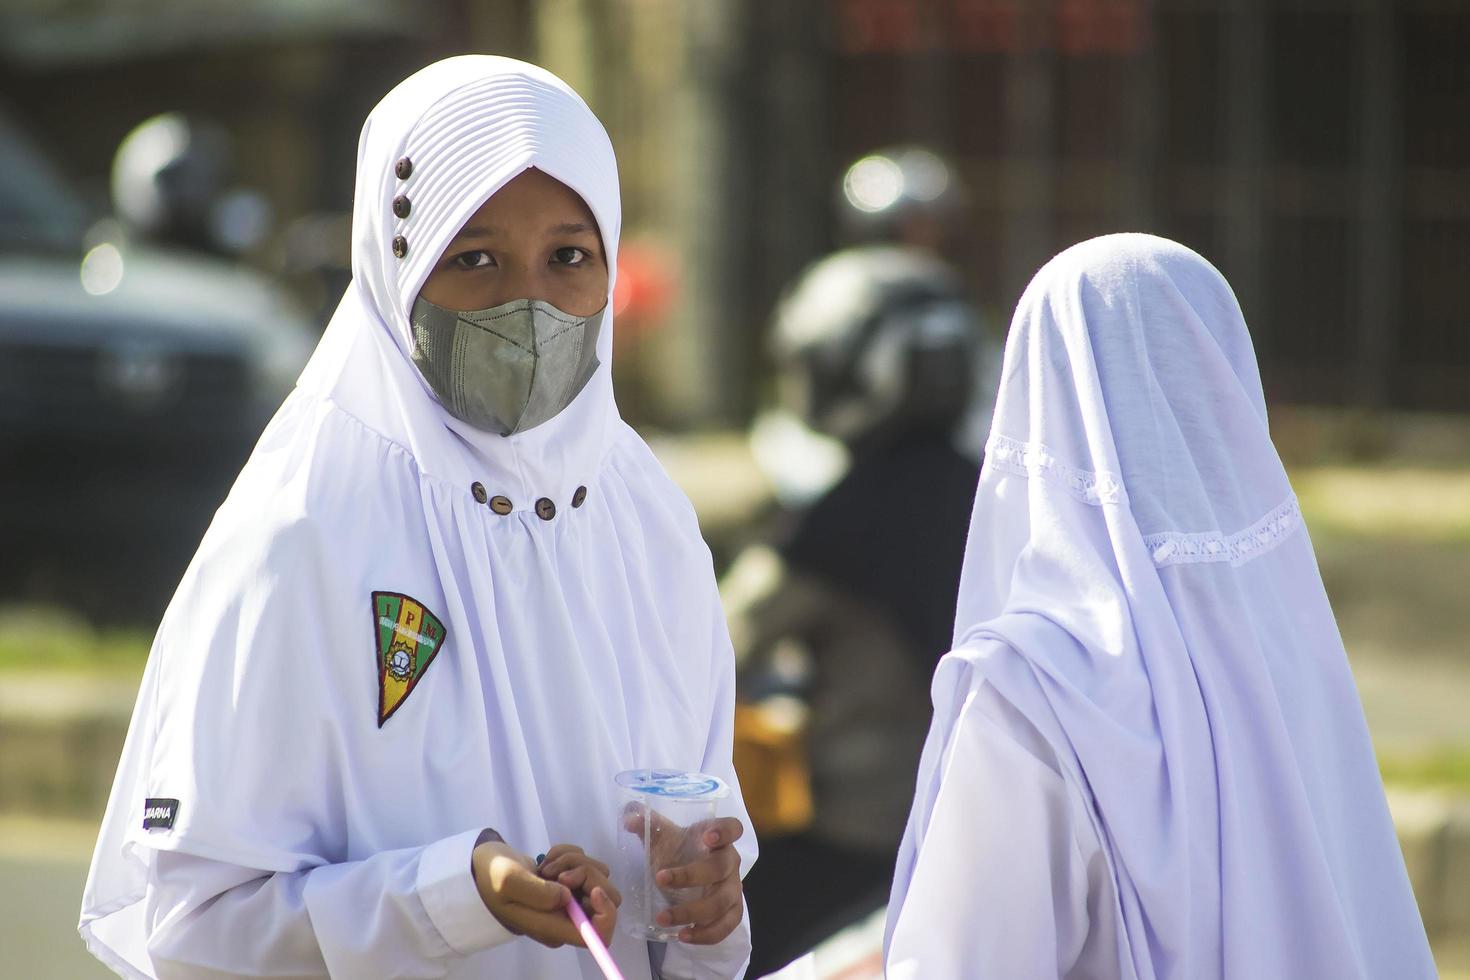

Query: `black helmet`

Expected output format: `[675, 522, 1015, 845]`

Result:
[769, 245, 983, 449]
[837, 145, 966, 249]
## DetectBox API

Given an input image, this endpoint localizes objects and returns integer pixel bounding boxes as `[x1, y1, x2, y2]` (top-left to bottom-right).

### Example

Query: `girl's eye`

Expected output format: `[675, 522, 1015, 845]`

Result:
[552, 246, 589, 266]
[452, 250, 494, 270]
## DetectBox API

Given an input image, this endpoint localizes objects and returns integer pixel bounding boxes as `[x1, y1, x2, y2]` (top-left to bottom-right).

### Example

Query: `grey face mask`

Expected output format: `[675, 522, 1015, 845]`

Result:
[408, 296, 605, 436]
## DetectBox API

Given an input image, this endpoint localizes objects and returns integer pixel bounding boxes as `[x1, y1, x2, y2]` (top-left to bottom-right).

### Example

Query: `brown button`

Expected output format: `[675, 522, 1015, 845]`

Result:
[392, 195, 412, 219]
[535, 497, 556, 521]
[392, 235, 408, 258]
[395, 157, 413, 179]
[470, 481, 488, 504]
[489, 495, 513, 516]
[571, 485, 588, 508]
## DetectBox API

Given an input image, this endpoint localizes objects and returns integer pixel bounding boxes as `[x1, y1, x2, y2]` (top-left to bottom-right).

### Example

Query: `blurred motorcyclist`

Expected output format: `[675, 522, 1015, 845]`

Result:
[111, 112, 272, 256]
[729, 147, 999, 973]
[837, 144, 962, 252]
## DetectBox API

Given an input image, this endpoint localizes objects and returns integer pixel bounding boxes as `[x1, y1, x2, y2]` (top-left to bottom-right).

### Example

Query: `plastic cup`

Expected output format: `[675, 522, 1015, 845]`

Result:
[613, 769, 730, 942]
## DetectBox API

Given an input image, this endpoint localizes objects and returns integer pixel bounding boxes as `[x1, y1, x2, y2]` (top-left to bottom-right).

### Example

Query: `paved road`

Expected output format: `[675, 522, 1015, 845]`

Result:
[2, 834, 112, 979]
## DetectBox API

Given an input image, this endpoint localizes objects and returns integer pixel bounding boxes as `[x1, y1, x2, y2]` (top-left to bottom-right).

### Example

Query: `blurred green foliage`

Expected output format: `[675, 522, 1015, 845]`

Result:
[1379, 749, 1470, 790]
[1294, 466, 1470, 543]
[0, 606, 149, 674]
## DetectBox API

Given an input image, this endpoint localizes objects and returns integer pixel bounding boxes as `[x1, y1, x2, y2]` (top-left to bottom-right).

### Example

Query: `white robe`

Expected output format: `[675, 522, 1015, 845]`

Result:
[80, 56, 755, 980]
[887, 234, 1434, 979]
[887, 658, 1121, 980]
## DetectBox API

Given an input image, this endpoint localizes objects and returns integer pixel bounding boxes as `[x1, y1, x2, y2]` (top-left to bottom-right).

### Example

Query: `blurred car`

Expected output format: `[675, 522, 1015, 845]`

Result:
[0, 108, 317, 622]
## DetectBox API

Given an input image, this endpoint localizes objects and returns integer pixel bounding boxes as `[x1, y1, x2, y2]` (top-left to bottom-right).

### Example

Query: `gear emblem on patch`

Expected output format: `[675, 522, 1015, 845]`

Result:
[372, 592, 447, 726]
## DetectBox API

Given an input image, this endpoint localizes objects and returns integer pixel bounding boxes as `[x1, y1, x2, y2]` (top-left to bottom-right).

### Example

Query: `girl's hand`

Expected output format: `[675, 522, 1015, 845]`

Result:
[651, 817, 747, 945]
[537, 844, 623, 945]
[471, 840, 616, 949]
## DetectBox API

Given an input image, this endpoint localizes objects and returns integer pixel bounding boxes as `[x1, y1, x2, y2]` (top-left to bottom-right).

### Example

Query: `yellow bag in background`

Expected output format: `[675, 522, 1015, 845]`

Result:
[732, 701, 814, 836]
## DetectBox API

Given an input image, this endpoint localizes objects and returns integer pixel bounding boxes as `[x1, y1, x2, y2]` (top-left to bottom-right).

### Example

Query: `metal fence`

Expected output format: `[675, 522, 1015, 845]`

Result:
[812, 0, 1470, 412]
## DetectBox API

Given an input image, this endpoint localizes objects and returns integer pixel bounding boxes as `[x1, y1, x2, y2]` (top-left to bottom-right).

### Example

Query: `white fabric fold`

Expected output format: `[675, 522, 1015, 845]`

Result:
[416, 830, 517, 956]
[887, 234, 1434, 979]
[886, 669, 1122, 980]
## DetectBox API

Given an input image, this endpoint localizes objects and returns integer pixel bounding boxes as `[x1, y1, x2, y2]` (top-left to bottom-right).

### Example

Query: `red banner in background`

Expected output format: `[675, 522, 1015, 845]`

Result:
[832, 0, 1148, 56]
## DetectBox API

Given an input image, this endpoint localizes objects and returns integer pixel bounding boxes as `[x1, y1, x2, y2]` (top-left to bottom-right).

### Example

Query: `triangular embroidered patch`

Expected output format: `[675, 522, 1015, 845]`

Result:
[372, 591, 447, 727]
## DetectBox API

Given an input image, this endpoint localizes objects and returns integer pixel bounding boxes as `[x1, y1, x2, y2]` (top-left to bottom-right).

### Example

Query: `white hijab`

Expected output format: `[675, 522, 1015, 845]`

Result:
[81, 56, 752, 978]
[889, 234, 1433, 978]
[310, 53, 622, 500]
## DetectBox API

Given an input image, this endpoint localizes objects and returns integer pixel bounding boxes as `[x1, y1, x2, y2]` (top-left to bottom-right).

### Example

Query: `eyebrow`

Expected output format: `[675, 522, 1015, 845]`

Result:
[452, 221, 598, 241]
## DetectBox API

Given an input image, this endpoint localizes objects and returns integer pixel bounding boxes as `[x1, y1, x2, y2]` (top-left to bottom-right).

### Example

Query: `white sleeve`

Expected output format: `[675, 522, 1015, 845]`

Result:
[884, 685, 1097, 980]
[655, 597, 758, 980]
[144, 828, 515, 978]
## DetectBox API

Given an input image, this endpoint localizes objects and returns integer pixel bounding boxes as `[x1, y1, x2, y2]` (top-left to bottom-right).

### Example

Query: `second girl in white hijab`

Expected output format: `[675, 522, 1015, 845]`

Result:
[885, 234, 1434, 979]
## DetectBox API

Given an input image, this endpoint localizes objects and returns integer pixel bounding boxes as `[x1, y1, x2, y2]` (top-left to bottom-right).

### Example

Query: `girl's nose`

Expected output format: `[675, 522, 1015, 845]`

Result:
[488, 265, 553, 308]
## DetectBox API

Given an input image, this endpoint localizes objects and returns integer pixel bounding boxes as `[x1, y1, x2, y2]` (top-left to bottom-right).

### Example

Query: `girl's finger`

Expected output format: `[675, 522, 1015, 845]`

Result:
[656, 879, 738, 929]
[502, 867, 572, 912]
[541, 850, 611, 881]
[557, 866, 589, 893]
[544, 844, 583, 860]
[540, 856, 576, 879]
[700, 817, 745, 849]
[554, 863, 622, 906]
[547, 855, 612, 881]
[571, 865, 622, 907]
[655, 843, 739, 890]
[678, 902, 744, 946]
[590, 886, 618, 945]
[593, 874, 622, 907]
[498, 904, 583, 949]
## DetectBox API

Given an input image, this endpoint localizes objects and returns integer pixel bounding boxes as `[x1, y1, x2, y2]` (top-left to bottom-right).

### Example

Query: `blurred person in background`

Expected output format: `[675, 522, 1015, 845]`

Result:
[726, 146, 998, 975]
[110, 112, 274, 258]
[80, 56, 754, 980]
[0, 107, 314, 621]
[885, 235, 1435, 979]
[836, 145, 963, 255]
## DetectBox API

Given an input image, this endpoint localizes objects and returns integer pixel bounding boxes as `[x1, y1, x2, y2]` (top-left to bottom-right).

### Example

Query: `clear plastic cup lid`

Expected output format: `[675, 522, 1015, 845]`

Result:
[615, 769, 729, 800]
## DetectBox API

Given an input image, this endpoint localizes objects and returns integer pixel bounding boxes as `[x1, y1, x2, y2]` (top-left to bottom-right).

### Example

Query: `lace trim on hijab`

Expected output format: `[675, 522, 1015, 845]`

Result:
[1143, 495, 1302, 568]
[987, 435, 1303, 568]
[985, 435, 1124, 506]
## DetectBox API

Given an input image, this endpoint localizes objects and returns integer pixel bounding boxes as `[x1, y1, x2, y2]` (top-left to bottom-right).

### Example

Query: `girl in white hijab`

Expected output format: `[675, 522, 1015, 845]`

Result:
[80, 56, 754, 980]
[885, 234, 1435, 979]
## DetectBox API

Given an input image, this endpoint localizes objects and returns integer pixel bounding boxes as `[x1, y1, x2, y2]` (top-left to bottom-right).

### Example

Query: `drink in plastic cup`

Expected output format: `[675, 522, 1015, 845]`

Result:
[613, 769, 730, 942]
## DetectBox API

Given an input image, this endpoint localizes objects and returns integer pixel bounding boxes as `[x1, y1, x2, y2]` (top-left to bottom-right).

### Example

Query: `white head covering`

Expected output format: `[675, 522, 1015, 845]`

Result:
[891, 234, 1433, 978]
[304, 54, 622, 503]
[81, 56, 753, 978]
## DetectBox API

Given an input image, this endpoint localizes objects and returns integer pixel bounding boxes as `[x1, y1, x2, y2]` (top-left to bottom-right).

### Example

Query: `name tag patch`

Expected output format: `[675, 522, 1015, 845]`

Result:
[143, 798, 180, 831]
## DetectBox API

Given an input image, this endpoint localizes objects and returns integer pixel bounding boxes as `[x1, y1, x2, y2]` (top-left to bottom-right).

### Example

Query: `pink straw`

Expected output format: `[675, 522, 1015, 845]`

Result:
[564, 893, 627, 980]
